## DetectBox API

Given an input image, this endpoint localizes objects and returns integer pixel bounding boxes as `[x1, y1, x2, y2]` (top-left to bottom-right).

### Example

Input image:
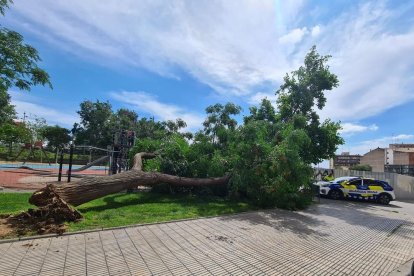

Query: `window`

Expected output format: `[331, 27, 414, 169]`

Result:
[349, 179, 362, 186]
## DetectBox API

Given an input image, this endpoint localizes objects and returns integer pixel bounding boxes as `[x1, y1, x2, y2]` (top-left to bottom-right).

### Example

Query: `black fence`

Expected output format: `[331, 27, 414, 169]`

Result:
[384, 165, 414, 176]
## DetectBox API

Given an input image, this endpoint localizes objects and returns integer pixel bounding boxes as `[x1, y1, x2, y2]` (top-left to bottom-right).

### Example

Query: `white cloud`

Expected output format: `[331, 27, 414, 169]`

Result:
[7, 0, 307, 97]
[317, 2, 414, 121]
[311, 25, 321, 37]
[11, 100, 79, 127]
[248, 92, 278, 105]
[278, 27, 308, 44]
[340, 123, 378, 135]
[110, 91, 204, 130]
[348, 134, 414, 154]
[8, 91, 78, 127]
[5, 0, 414, 122]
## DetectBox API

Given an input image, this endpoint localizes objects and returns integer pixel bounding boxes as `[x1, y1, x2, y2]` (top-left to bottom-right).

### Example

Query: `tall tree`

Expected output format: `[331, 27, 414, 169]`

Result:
[41, 125, 71, 160]
[0, 89, 15, 124]
[0, 0, 12, 15]
[0, 1, 51, 92]
[244, 98, 278, 124]
[25, 116, 47, 143]
[76, 100, 113, 147]
[112, 108, 138, 132]
[0, 0, 51, 127]
[203, 102, 241, 147]
[29, 46, 345, 221]
[276, 46, 343, 164]
[135, 117, 167, 140]
[0, 122, 30, 155]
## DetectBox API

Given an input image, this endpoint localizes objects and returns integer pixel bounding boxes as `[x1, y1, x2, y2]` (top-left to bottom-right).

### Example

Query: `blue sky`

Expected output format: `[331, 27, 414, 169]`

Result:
[3, 0, 414, 156]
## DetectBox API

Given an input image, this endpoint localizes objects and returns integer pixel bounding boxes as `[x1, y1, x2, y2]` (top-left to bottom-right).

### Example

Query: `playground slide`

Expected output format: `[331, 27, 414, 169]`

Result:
[69, 156, 109, 172]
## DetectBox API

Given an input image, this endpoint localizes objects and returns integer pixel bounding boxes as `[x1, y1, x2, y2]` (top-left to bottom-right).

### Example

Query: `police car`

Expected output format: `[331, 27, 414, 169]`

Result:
[319, 177, 396, 204]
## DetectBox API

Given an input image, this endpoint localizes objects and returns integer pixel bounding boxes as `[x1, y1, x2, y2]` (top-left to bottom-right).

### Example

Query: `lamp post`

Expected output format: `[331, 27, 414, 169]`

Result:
[67, 140, 74, 182]
[58, 147, 64, 182]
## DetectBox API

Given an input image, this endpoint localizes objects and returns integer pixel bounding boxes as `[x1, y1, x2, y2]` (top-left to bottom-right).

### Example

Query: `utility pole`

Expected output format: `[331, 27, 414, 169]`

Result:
[67, 141, 74, 182]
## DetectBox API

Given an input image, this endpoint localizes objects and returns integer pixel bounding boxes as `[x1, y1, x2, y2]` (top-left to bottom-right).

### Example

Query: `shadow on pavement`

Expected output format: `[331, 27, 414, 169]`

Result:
[218, 207, 329, 238]
[307, 199, 414, 237]
[219, 198, 414, 240]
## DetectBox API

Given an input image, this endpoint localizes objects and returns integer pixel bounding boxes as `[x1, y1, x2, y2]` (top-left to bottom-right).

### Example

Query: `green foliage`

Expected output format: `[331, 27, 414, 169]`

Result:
[244, 98, 278, 124]
[0, 28, 51, 92]
[135, 117, 168, 140]
[41, 125, 71, 151]
[229, 109, 314, 209]
[0, 44, 342, 211]
[0, 0, 51, 134]
[129, 138, 161, 171]
[203, 102, 242, 147]
[25, 116, 47, 142]
[124, 47, 342, 210]
[164, 118, 187, 134]
[0, 122, 30, 142]
[0, 0, 12, 16]
[130, 135, 193, 175]
[159, 135, 190, 176]
[0, 89, 15, 125]
[76, 100, 114, 147]
[228, 120, 275, 201]
[276, 46, 343, 164]
[0, 122, 30, 154]
[264, 128, 314, 209]
[75, 100, 190, 148]
[112, 108, 138, 131]
[350, 164, 372, 171]
[186, 132, 217, 177]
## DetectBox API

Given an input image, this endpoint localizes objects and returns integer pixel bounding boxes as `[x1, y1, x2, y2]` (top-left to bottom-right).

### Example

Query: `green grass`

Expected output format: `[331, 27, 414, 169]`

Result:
[0, 193, 33, 215]
[0, 192, 257, 233]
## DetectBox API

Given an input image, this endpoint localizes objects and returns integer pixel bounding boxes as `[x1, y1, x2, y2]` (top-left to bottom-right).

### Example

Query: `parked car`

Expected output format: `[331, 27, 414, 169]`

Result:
[319, 177, 396, 204]
[316, 176, 359, 187]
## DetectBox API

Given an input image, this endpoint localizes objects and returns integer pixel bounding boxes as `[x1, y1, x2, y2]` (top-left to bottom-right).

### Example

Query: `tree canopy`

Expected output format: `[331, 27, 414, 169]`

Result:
[276, 46, 343, 164]
[127, 47, 343, 208]
[41, 125, 71, 149]
[0, 22, 342, 210]
[0, 89, 15, 124]
[0, 0, 52, 128]
[0, 29, 52, 92]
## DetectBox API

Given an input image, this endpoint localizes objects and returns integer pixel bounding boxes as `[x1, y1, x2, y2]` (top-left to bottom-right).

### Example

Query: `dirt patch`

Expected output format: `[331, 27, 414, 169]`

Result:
[0, 217, 14, 238]
[206, 235, 235, 244]
[0, 185, 83, 239]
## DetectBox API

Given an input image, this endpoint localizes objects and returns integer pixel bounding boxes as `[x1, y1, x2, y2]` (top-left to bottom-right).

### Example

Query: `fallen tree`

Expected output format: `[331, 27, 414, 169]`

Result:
[0, 151, 230, 235]
[29, 152, 230, 207]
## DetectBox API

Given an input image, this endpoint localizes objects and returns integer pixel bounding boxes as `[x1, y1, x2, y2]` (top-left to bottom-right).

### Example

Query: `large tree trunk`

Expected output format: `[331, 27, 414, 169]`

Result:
[29, 152, 230, 207]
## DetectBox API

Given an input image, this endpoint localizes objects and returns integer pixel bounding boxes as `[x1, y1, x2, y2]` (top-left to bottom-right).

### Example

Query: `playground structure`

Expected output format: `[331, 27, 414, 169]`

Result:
[63, 129, 135, 181]
[0, 129, 137, 188]
[110, 129, 135, 175]
[13, 141, 51, 165]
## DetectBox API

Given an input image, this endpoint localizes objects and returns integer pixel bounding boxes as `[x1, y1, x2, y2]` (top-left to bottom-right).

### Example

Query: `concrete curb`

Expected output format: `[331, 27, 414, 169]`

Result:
[0, 208, 262, 245]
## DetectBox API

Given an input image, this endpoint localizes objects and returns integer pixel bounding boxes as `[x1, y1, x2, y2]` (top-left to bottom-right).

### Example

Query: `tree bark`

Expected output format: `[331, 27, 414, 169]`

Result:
[29, 152, 230, 207]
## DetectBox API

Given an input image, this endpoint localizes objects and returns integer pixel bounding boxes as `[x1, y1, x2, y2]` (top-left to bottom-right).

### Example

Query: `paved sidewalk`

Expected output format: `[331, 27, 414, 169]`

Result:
[1, 199, 414, 275]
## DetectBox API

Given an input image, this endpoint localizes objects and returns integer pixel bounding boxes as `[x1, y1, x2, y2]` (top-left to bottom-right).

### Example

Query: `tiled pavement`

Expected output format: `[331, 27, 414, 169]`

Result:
[1, 199, 414, 275]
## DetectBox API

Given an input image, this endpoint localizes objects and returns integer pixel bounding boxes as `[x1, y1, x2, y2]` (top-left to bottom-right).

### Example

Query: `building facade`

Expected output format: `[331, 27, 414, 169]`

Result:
[332, 152, 361, 169]
[360, 144, 414, 176]
[360, 148, 385, 172]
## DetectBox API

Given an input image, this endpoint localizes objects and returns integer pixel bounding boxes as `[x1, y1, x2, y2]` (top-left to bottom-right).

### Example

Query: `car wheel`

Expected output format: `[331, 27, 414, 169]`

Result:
[329, 189, 343, 200]
[377, 193, 391, 205]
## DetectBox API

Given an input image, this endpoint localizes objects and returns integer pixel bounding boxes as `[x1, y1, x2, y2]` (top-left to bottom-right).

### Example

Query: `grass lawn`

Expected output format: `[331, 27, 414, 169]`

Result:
[0, 192, 257, 235]
[0, 193, 33, 215]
